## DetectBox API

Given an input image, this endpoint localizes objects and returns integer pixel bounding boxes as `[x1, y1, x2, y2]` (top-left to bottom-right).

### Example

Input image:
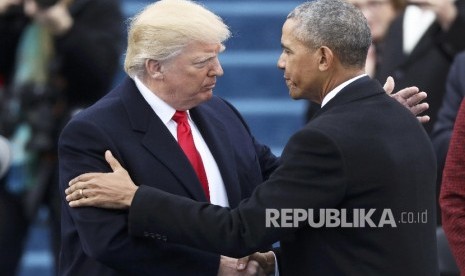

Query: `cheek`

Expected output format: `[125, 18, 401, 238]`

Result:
[288, 59, 307, 83]
[181, 76, 208, 95]
[285, 60, 297, 76]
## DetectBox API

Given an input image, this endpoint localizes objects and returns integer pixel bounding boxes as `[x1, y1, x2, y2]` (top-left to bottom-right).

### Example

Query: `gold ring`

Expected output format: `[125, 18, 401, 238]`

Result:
[79, 189, 86, 198]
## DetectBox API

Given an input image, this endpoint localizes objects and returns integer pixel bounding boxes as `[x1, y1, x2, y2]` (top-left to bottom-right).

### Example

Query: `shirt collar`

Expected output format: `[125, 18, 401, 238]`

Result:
[134, 76, 191, 124]
[321, 74, 367, 107]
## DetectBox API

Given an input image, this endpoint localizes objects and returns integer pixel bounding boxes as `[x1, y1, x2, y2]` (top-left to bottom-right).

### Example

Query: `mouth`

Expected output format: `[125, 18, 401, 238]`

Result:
[204, 83, 216, 90]
[285, 78, 294, 87]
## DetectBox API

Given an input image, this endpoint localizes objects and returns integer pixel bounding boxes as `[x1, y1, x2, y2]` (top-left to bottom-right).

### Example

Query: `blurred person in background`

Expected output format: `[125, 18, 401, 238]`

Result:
[432, 51, 465, 199]
[375, 0, 465, 135]
[0, 0, 123, 274]
[440, 98, 465, 274]
[375, 0, 465, 225]
[435, 51, 465, 274]
[348, 0, 407, 76]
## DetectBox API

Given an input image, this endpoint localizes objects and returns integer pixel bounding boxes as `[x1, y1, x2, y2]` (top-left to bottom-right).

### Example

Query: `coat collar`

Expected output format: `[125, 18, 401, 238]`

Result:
[313, 76, 385, 119]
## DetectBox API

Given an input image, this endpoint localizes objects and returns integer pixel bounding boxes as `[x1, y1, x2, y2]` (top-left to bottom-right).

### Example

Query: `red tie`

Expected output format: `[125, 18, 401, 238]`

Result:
[172, 111, 210, 201]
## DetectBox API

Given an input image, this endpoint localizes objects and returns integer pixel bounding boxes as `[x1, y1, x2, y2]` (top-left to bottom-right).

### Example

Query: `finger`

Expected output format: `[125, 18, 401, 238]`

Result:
[417, 115, 430, 124]
[409, 102, 429, 115]
[69, 172, 104, 186]
[65, 181, 85, 195]
[69, 196, 92, 208]
[244, 260, 262, 275]
[66, 188, 85, 202]
[105, 150, 123, 172]
[236, 256, 249, 271]
[395, 86, 420, 100]
[383, 76, 395, 95]
[406, 92, 427, 106]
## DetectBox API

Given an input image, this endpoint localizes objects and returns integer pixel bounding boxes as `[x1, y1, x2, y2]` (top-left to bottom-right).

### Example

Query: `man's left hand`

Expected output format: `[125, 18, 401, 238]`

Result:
[383, 76, 430, 124]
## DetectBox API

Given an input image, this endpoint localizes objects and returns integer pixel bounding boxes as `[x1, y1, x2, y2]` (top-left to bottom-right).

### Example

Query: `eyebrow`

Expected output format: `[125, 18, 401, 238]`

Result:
[193, 55, 216, 63]
[281, 43, 292, 52]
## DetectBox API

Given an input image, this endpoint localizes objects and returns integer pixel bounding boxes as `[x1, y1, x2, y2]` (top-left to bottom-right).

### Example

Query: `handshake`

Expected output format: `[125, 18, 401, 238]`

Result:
[219, 251, 276, 276]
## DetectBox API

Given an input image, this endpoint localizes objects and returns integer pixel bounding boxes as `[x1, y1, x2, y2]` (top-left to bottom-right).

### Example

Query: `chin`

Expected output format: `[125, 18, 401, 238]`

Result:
[199, 91, 213, 103]
[205, 90, 213, 98]
[288, 89, 301, 100]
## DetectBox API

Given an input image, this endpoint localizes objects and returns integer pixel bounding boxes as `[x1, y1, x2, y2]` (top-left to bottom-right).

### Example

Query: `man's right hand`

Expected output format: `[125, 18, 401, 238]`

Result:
[218, 255, 267, 276]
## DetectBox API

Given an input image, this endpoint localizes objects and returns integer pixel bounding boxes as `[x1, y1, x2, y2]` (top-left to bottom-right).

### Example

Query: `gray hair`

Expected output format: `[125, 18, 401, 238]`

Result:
[124, 0, 231, 78]
[287, 0, 371, 68]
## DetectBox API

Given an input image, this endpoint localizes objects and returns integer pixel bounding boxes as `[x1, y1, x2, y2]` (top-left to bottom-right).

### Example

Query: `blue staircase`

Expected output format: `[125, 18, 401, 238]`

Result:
[19, 1, 305, 275]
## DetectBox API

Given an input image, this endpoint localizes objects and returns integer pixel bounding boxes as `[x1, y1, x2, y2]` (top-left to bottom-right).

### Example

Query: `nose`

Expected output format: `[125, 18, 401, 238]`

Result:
[277, 53, 285, 70]
[208, 57, 224, 77]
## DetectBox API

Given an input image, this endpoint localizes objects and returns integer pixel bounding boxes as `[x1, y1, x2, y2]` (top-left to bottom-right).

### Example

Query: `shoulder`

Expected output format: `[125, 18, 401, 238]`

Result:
[309, 92, 423, 144]
[62, 88, 125, 141]
[198, 96, 246, 122]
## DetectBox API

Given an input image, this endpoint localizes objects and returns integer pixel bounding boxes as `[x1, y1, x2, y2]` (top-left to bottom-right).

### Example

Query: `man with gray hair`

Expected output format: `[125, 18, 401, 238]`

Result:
[58, 0, 279, 275]
[65, 0, 439, 275]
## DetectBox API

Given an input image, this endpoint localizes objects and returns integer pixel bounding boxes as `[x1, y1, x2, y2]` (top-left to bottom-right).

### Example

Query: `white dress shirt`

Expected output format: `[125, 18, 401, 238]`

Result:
[403, 5, 436, 55]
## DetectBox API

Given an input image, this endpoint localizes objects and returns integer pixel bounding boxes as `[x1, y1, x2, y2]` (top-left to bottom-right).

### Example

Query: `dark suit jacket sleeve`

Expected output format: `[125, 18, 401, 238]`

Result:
[440, 99, 465, 272]
[128, 126, 347, 258]
[59, 118, 220, 274]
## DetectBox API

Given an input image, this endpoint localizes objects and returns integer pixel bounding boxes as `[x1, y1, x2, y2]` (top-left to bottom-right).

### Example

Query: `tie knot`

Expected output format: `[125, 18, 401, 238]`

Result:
[172, 110, 188, 124]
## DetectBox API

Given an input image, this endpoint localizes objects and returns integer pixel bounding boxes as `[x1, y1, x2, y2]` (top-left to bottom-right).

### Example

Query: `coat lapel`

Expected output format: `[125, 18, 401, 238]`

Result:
[141, 119, 209, 201]
[120, 77, 208, 201]
[190, 104, 241, 207]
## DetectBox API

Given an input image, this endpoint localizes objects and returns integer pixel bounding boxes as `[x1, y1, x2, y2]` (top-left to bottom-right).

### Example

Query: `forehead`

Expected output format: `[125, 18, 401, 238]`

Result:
[281, 19, 305, 46]
[282, 19, 297, 40]
[180, 42, 222, 57]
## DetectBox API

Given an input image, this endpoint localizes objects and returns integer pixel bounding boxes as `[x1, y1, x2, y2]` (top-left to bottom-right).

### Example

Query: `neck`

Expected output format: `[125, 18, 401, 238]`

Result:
[317, 68, 365, 104]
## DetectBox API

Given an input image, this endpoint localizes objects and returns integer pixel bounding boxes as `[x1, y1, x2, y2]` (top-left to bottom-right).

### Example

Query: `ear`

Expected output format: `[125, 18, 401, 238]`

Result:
[317, 46, 334, 71]
[145, 59, 163, 80]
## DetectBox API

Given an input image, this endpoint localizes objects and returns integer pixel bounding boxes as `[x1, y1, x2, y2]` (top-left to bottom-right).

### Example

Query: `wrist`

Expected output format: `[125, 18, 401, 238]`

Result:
[125, 186, 138, 208]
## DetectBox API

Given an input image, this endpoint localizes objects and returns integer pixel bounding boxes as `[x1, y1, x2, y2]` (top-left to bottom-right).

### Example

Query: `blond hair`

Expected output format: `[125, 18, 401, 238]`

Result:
[124, 0, 231, 78]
